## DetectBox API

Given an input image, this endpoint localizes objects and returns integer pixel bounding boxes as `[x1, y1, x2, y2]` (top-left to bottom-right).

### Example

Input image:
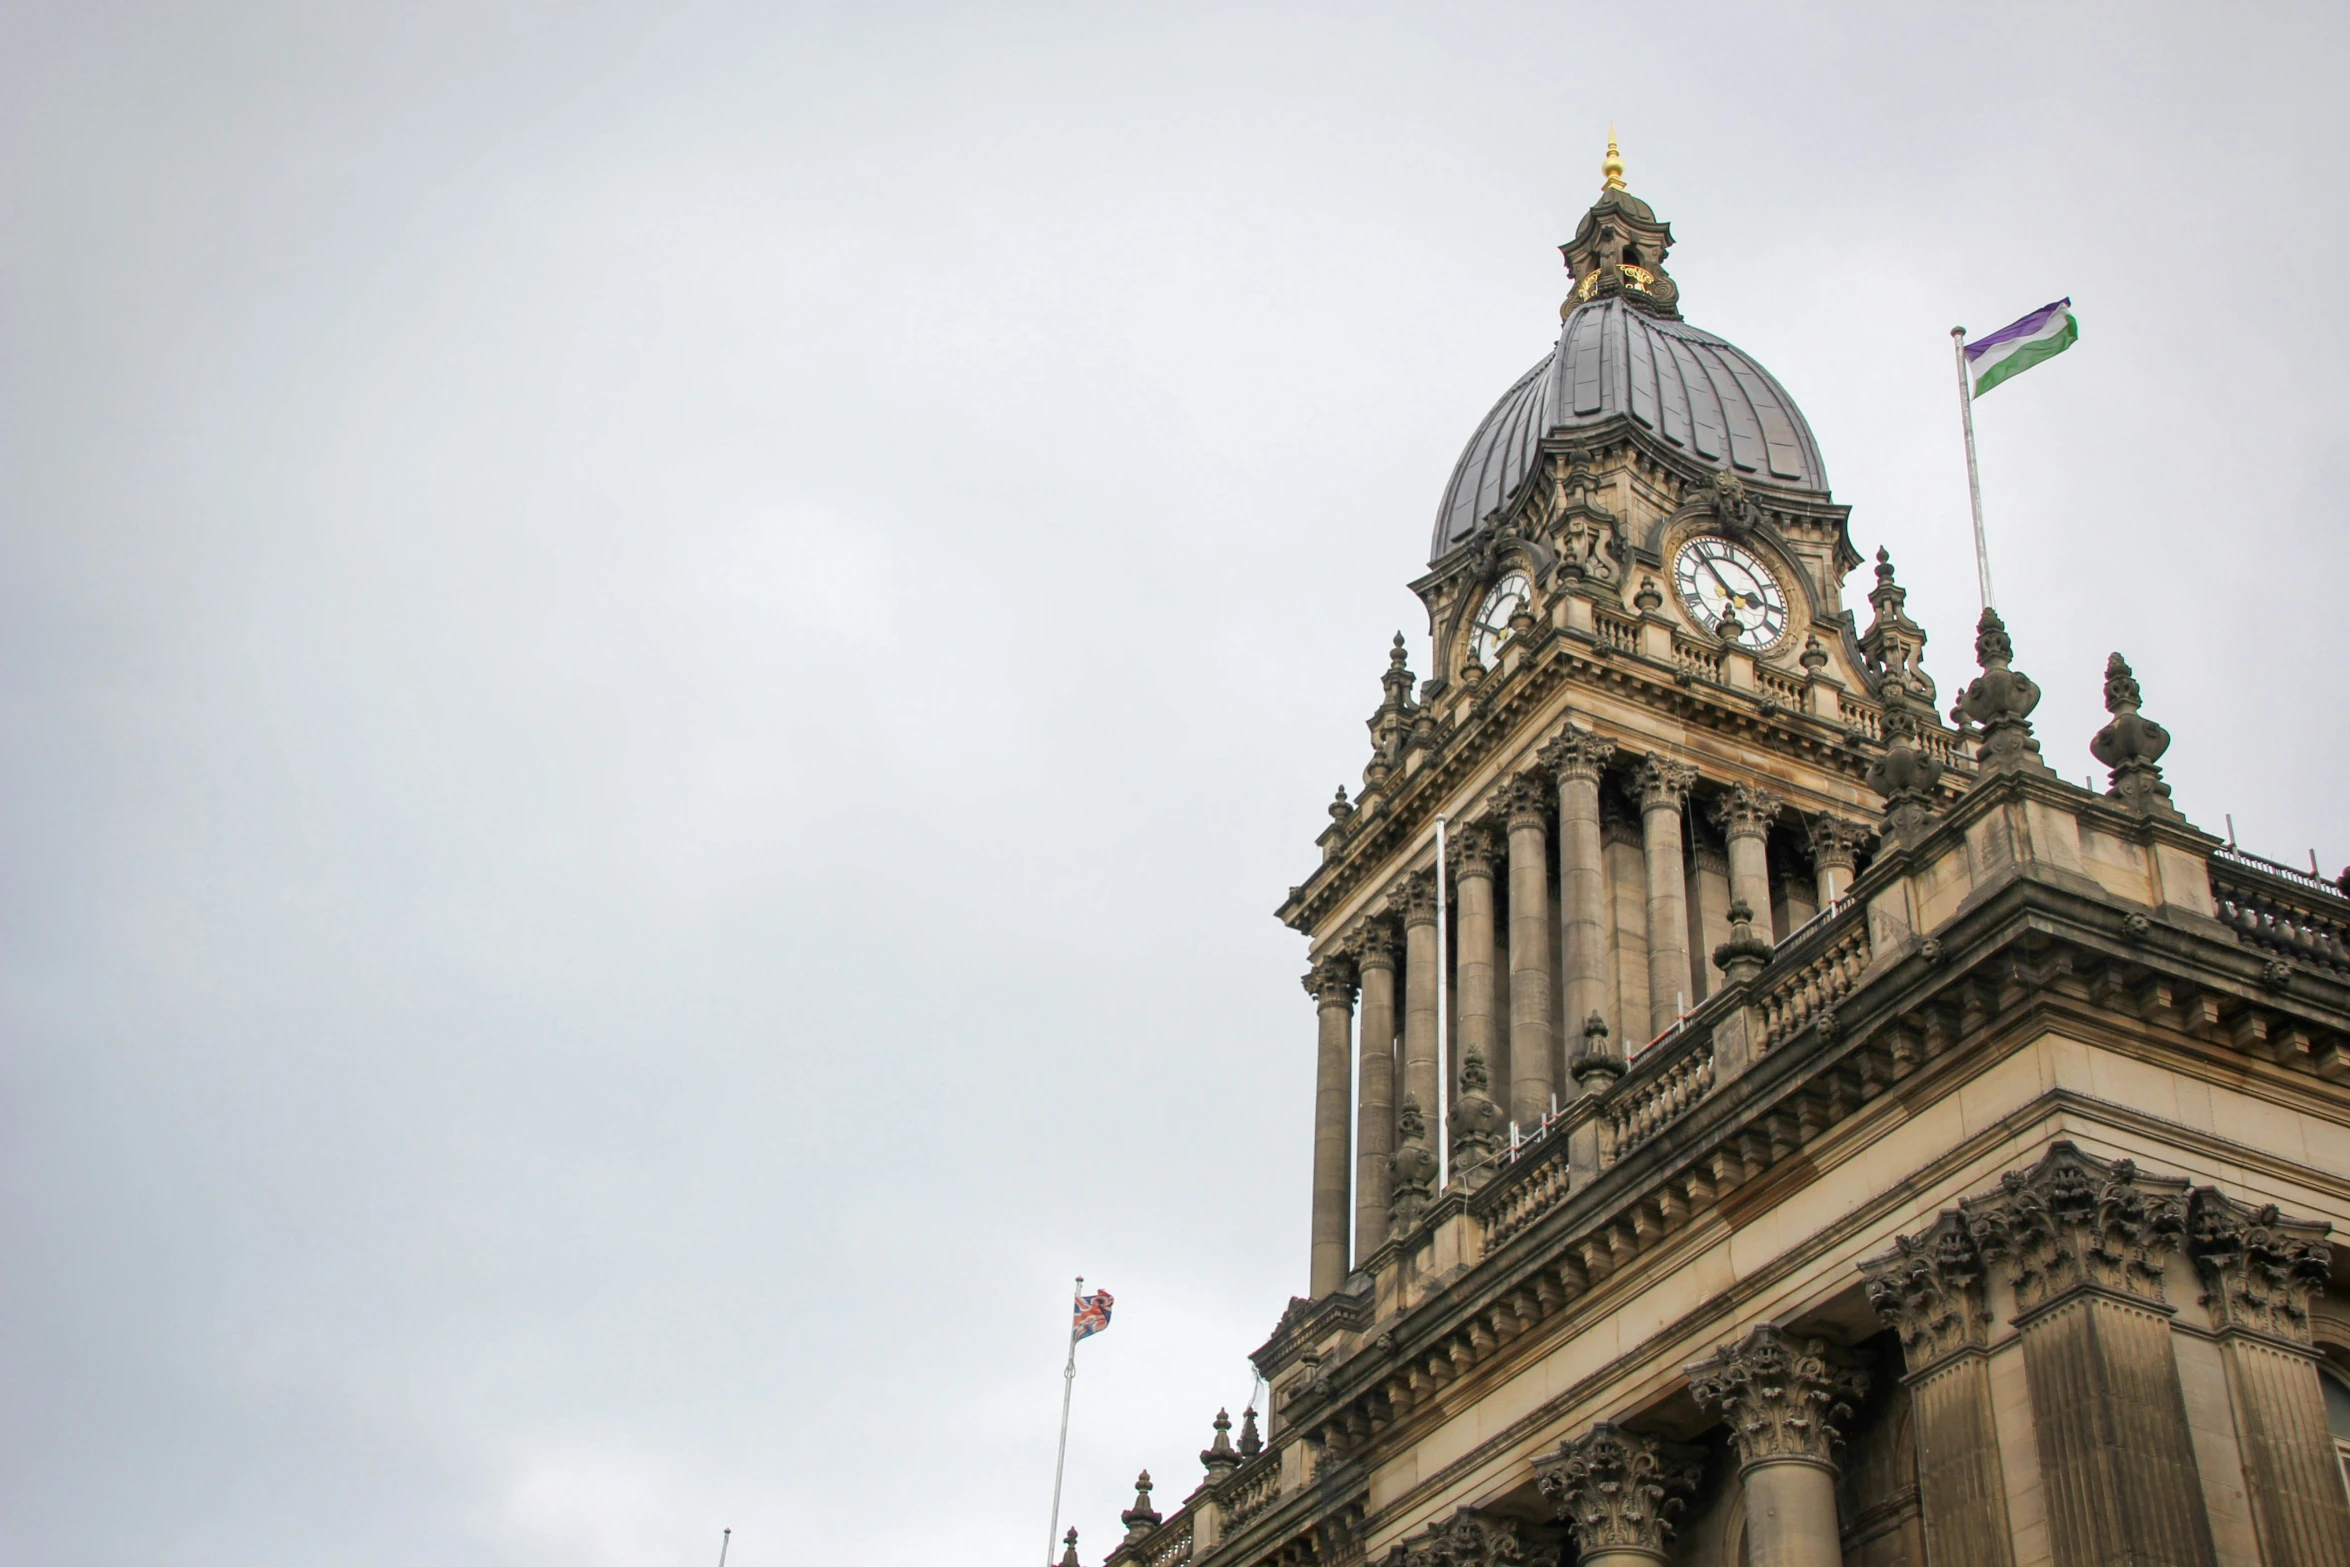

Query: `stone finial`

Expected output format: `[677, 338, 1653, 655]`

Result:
[1570, 1011, 1623, 1093]
[1328, 785, 1356, 829]
[1716, 607, 1746, 645]
[1950, 607, 2049, 775]
[1712, 899, 1773, 986]
[1448, 1046, 1507, 1190]
[1685, 1324, 1868, 1470]
[2187, 1188, 2333, 1343]
[1858, 549, 1935, 702]
[1633, 576, 1664, 613]
[1958, 1140, 2189, 1311]
[1460, 641, 1487, 688]
[2088, 652, 2181, 818]
[1536, 1423, 1705, 1556]
[1120, 1472, 1162, 1543]
[1199, 1408, 1240, 1480]
[1864, 683, 1945, 847]
[1237, 1404, 1263, 1459]
[1711, 781, 1781, 842]
[1635, 753, 1697, 813]
[1388, 1096, 1439, 1239]
[1805, 813, 1870, 875]
[1799, 634, 1829, 673]
[1859, 1212, 1990, 1375]
[1379, 1506, 1560, 1567]
[1058, 1527, 1081, 1567]
[1383, 631, 1416, 703]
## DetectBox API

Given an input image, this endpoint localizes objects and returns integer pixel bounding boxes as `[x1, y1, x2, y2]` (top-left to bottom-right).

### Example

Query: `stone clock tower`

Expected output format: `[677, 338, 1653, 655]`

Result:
[1085, 145, 2350, 1567]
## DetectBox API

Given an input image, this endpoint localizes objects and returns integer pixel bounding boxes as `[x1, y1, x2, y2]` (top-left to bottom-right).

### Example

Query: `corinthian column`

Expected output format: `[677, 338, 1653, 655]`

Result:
[1807, 814, 1866, 905]
[1686, 1325, 1867, 1567]
[1352, 923, 1400, 1264]
[1713, 783, 1781, 941]
[1541, 724, 1613, 1077]
[2187, 1188, 2350, 1566]
[1400, 871, 1441, 1151]
[1537, 1422, 1704, 1567]
[1635, 756, 1698, 1040]
[1305, 952, 1357, 1298]
[1504, 776, 1555, 1128]
[1451, 825, 1501, 1096]
[1860, 1214, 2014, 1567]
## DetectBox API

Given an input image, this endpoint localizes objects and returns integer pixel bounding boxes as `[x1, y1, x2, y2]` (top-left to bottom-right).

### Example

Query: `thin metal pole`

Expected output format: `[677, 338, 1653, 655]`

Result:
[715, 1528, 731, 1567]
[1434, 815, 1450, 1189]
[1951, 326, 1996, 613]
[1045, 1277, 1082, 1566]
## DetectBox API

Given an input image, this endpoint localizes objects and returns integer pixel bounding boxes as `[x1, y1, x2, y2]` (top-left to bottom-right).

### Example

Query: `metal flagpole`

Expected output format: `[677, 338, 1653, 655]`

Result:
[715, 1527, 731, 1567]
[1950, 326, 1997, 613]
[1434, 816, 1450, 1189]
[1045, 1276, 1082, 1566]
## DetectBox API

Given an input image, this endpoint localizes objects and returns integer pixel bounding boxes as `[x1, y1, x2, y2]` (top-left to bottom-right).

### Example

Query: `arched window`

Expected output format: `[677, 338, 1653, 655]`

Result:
[2324, 1365, 2350, 1503]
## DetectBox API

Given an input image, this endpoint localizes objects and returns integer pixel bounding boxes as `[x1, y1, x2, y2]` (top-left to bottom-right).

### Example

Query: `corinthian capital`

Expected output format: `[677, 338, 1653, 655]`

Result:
[1709, 781, 1782, 842]
[1859, 1212, 1990, 1374]
[1355, 919, 1401, 974]
[1635, 755, 1698, 814]
[1959, 1141, 2188, 1312]
[1685, 1323, 1867, 1469]
[1537, 723, 1611, 785]
[1378, 1507, 1558, 1567]
[1506, 775, 1549, 833]
[1536, 1423, 1703, 1557]
[1400, 869, 1439, 929]
[1305, 952, 1358, 1006]
[1805, 813, 1870, 872]
[2188, 1187, 2334, 1343]
[1449, 824, 1500, 882]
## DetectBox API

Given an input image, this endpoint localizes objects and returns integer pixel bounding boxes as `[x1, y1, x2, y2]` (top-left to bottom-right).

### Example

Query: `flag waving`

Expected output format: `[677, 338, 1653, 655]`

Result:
[1073, 1290, 1114, 1342]
[1962, 299, 2079, 396]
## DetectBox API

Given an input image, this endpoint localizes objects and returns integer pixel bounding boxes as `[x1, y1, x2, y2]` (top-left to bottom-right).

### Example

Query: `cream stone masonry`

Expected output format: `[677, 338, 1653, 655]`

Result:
[1096, 152, 2349, 1567]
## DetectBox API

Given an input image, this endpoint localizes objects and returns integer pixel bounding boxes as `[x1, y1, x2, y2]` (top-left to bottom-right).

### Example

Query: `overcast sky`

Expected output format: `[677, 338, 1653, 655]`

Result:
[3, 3, 2345, 1563]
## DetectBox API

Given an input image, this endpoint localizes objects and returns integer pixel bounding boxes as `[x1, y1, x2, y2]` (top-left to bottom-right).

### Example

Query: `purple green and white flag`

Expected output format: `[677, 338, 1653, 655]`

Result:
[1962, 299, 2078, 396]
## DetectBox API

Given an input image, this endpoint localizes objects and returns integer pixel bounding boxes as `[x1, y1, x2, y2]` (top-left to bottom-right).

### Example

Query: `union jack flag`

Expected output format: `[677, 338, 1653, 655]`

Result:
[1072, 1290, 1114, 1341]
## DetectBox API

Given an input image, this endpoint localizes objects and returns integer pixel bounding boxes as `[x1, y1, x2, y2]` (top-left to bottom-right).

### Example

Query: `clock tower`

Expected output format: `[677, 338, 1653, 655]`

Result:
[1085, 144, 2350, 1567]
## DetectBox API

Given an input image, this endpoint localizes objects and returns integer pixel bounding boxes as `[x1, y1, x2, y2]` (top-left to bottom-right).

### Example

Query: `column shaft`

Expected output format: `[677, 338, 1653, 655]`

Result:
[1636, 757, 1697, 1041]
[1453, 830, 1499, 1095]
[1307, 955, 1356, 1297]
[1742, 1461, 1842, 1567]
[1505, 781, 1554, 1128]
[1544, 727, 1612, 1056]
[1352, 934, 1398, 1265]
[1400, 874, 1441, 1149]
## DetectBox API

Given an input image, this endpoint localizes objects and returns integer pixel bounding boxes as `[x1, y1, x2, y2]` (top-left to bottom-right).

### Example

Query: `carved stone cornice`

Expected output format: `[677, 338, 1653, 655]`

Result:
[1859, 1211, 1990, 1374]
[1450, 824, 1501, 882]
[1710, 782, 1782, 843]
[1635, 755, 1697, 815]
[1355, 920, 1402, 974]
[1537, 723, 1612, 786]
[1535, 1422, 1703, 1558]
[1307, 953, 1360, 1007]
[1805, 812, 1870, 872]
[1402, 870, 1439, 929]
[1379, 1507, 1559, 1567]
[1507, 775, 1550, 833]
[1685, 1323, 1867, 1470]
[2187, 1187, 2334, 1344]
[1959, 1140, 2188, 1313]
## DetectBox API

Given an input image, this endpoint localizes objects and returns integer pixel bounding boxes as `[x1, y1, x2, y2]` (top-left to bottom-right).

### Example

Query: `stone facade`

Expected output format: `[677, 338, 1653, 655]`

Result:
[1090, 149, 2350, 1567]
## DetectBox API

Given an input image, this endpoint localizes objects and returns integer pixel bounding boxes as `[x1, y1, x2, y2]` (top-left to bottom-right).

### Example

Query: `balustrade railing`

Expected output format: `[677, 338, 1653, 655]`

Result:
[2212, 854, 2350, 980]
[1594, 610, 1640, 656]
[1672, 635, 1726, 683]
[1599, 1039, 1717, 1169]
[1758, 907, 1871, 1051]
[1222, 1457, 1281, 1529]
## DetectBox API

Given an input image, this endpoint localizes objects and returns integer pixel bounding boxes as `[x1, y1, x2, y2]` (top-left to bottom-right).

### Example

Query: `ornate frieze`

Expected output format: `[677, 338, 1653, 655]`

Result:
[1379, 1507, 1559, 1567]
[1859, 1211, 1991, 1374]
[1684, 1323, 1867, 1469]
[1710, 782, 1781, 842]
[1534, 1422, 1703, 1557]
[1958, 1141, 2188, 1312]
[2187, 1187, 2333, 1343]
[1537, 722, 1611, 784]
[1635, 755, 1696, 814]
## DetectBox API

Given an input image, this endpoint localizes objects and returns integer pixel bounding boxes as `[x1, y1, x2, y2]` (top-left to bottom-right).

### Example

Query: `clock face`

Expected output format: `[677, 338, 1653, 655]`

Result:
[1672, 536, 1790, 650]
[1469, 572, 1532, 667]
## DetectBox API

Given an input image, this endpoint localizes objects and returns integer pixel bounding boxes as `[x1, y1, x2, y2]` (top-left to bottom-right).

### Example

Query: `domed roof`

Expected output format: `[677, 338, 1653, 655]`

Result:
[1428, 296, 1830, 565]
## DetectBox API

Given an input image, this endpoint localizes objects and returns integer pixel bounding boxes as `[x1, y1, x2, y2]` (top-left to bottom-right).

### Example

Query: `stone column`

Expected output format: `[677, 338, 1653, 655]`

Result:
[1961, 1142, 2219, 1567]
[1861, 1214, 2016, 1567]
[2187, 1188, 2350, 1567]
[1807, 814, 1866, 906]
[1714, 783, 1781, 939]
[1542, 725, 1613, 1068]
[1635, 756, 1698, 1040]
[1687, 1325, 1867, 1567]
[1451, 825, 1501, 1096]
[1536, 1422, 1704, 1567]
[1351, 923, 1400, 1265]
[1504, 775, 1555, 1128]
[1306, 951, 1357, 1298]
[1400, 871, 1441, 1151]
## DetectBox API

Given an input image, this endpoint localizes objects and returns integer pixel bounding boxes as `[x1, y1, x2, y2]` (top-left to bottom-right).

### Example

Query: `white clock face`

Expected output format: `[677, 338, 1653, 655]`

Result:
[1469, 572, 1532, 666]
[1672, 537, 1790, 650]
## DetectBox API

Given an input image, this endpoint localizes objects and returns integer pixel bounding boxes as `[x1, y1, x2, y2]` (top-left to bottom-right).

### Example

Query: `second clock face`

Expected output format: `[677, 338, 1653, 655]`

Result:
[1673, 537, 1789, 650]
[1470, 572, 1532, 667]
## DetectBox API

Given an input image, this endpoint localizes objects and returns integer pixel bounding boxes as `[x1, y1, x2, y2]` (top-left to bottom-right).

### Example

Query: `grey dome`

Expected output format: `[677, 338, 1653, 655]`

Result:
[1430, 295, 1829, 563]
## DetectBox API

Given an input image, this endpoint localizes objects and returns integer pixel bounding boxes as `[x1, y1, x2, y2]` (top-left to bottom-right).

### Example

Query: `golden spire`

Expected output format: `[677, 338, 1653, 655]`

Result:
[1601, 126, 1626, 192]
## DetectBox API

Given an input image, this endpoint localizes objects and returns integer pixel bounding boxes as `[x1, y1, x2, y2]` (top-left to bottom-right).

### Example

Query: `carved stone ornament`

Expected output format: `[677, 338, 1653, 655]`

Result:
[1121, 1470, 1163, 1542]
[1507, 774, 1550, 832]
[2187, 1187, 2334, 1344]
[1857, 549, 1935, 703]
[1538, 723, 1611, 785]
[1711, 899, 1773, 986]
[1864, 683, 1944, 847]
[1402, 869, 1440, 929]
[1570, 1012, 1625, 1087]
[1448, 1045, 1508, 1191]
[1356, 919, 1401, 974]
[1307, 952, 1359, 1007]
[1804, 813, 1870, 873]
[1859, 1211, 1991, 1373]
[1950, 607, 2049, 776]
[1199, 1408, 1240, 1481]
[1541, 455, 1626, 587]
[1236, 1404, 1263, 1460]
[1535, 1422, 1705, 1556]
[1635, 754, 1698, 814]
[1684, 1323, 1868, 1469]
[1958, 1140, 2189, 1312]
[2088, 651, 2182, 818]
[1710, 781, 1782, 842]
[1450, 824, 1501, 882]
[1059, 1527, 1082, 1567]
[1709, 470, 1763, 537]
[1389, 1095, 1439, 1238]
[1380, 1507, 1561, 1567]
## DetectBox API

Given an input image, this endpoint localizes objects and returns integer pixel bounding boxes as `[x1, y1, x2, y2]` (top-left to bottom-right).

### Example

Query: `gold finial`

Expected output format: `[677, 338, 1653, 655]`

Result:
[1601, 126, 1626, 192]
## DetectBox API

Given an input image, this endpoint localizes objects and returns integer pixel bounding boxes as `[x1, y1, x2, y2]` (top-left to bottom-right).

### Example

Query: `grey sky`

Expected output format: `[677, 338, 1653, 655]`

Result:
[2, 3, 2344, 1562]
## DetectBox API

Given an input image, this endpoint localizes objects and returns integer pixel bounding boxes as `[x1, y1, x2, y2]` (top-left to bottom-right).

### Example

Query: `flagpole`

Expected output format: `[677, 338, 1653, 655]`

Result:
[1046, 1276, 1082, 1566]
[1950, 326, 1997, 613]
[1434, 815, 1450, 1189]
